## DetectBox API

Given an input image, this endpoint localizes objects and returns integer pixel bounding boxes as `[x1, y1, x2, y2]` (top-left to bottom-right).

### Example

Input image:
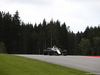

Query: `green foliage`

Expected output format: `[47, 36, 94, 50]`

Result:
[73, 32, 83, 55]
[0, 11, 100, 55]
[93, 37, 100, 55]
[0, 42, 6, 53]
[79, 38, 91, 55]
[0, 54, 91, 75]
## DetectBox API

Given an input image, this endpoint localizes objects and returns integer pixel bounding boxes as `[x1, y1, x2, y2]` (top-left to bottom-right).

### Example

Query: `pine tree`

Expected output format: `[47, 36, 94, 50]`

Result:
[60, 22, 68, 50]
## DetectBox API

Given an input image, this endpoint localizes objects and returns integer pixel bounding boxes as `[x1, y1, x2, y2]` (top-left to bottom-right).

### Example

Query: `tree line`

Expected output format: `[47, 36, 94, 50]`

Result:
[0, 11, 100, 55]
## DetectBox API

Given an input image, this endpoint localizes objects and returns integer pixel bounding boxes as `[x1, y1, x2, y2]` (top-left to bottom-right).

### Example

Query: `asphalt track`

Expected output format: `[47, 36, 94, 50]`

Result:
[16, 55, 100, 75]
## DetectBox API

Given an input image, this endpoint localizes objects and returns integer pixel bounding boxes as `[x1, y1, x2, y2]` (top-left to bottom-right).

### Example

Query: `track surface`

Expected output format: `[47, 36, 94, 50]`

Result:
[17, 55, 100, 74]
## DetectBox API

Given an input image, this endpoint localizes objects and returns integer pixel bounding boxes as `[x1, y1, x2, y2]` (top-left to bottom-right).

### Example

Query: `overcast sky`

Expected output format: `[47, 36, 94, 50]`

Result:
[0, 0, 100, 33]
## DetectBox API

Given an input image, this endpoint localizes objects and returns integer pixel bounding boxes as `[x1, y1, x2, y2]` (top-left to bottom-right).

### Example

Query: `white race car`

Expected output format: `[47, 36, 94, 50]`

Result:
[43, 46, 67, 56]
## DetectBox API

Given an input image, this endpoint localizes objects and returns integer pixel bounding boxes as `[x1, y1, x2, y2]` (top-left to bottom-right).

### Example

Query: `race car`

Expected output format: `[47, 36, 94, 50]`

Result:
[43, 46, 67, 56]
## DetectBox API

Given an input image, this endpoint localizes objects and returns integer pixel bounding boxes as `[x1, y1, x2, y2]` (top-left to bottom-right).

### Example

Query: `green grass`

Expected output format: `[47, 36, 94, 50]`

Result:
[0, 54, 95, 75]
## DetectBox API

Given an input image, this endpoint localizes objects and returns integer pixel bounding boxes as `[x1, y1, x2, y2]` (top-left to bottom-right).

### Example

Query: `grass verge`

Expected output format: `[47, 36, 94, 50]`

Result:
[0, 54, 94, 75]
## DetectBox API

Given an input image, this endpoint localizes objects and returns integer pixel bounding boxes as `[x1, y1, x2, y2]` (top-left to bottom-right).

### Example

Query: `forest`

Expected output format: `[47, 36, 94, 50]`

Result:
[0, 11, 100, 55]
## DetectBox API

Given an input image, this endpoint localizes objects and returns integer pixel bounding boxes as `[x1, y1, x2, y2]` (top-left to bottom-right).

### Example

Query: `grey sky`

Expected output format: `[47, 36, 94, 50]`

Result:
[0, 0, 100, 33]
